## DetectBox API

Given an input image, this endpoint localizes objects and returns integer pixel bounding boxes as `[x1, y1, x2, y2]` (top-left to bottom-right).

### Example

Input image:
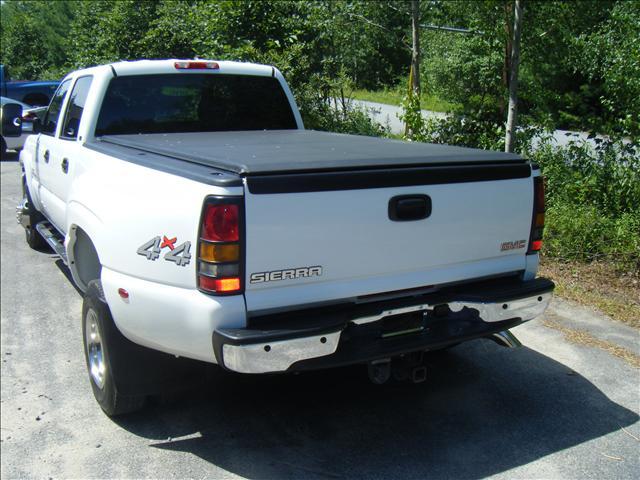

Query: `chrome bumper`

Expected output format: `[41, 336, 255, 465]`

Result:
[216, 289, 553, 374]
[223, 332, 342, 374]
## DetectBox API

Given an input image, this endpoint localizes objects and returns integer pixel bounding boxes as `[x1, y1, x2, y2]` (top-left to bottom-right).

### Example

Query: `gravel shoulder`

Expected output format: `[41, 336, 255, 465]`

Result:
[1, 158, 639, 479]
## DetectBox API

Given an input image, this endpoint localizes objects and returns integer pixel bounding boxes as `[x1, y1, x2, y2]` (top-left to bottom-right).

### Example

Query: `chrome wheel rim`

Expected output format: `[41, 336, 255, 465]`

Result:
[85, 308, 106, 389]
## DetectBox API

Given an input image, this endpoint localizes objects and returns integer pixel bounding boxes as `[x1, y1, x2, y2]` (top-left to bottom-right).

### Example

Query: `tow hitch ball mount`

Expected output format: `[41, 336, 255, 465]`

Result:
[367, 351, 428, 385]
[366, 329, 521, 385]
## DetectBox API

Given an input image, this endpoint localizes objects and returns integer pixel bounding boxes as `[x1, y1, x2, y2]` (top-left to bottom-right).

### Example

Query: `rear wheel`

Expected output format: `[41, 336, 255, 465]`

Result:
[82, 280, 146, 416]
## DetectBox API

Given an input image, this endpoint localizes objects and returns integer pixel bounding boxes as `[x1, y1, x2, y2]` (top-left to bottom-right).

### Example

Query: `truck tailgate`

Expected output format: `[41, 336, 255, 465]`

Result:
[243, 164, 533, 313]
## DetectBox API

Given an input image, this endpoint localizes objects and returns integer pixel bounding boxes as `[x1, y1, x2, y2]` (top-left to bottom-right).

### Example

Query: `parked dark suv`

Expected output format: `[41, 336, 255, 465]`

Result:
[0, 64, 59, 106]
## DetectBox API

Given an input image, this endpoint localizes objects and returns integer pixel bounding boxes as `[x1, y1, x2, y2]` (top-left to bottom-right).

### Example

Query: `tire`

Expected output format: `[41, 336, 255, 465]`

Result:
[21, 182, 49, 251]
[82, 280, 146, 416]
[1, 137, 7, 158]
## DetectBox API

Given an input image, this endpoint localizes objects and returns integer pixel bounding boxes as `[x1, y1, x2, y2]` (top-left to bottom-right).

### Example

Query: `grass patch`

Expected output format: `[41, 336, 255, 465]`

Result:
[351, 89, 457, 112]
[542, 317, 640, 369]
[539, 259, 640, 329]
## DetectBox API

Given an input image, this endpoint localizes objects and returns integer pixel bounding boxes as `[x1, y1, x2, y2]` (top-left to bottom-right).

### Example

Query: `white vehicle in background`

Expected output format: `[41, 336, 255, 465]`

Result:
[10, 59, 553, 416]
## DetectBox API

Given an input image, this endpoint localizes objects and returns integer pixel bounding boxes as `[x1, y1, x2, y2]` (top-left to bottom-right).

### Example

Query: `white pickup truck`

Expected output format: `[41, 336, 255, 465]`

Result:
[11, 59, 553, 415]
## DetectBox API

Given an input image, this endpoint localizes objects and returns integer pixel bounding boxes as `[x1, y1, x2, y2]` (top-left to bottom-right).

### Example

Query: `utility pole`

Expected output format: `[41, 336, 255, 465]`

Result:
[410, 0, 421, 96]
[505, 0, 523, 153]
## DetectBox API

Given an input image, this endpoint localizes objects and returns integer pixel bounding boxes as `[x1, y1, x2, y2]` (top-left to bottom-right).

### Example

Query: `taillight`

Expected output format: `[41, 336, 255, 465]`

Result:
[198, 197, 243, 294]
[528, 176, 545, 253]
[174, 61, 219, 70]
[203, 204, 239, 242]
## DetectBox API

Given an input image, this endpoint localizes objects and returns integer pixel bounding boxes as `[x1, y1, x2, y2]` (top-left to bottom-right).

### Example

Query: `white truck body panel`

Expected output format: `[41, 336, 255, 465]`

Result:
[101, 267, 246, 362]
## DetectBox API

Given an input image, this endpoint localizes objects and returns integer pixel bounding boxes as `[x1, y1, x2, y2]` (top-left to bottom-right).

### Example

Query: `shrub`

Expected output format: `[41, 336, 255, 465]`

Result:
[543, 203, 640, 272]
[399, 98, 543, 154]
[533, 136, 639, 272]
[531, 137, 640, 217]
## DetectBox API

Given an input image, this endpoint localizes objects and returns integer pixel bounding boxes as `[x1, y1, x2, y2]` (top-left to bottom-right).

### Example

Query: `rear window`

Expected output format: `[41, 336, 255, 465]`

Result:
[95, 74, 297, 136]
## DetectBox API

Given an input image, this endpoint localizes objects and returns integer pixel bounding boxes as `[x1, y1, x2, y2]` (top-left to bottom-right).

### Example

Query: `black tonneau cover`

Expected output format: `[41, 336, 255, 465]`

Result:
[97, 130, 524, 176]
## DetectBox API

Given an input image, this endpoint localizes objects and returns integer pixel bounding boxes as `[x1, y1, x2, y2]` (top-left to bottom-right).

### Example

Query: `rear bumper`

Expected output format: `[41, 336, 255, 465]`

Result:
[213, 276, 554, 374]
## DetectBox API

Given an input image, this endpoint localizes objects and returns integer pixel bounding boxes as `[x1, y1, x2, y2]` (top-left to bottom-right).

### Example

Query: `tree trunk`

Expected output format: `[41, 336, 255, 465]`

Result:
[505, 0, 523, 153]
[500, 1, 514, 118]
[411, 0, 421, 97]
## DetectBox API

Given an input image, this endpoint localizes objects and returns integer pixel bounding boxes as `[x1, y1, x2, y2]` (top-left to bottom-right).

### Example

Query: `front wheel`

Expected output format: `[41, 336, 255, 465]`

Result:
[21, 182, 49, 251]
[82, 280, 146, 416]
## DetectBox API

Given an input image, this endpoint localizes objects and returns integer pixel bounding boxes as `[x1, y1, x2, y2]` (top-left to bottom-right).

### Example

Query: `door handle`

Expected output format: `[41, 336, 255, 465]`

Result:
[43, 150, 50, 163]
[61, 158, 69, 174]
[388, 195, 432, 221]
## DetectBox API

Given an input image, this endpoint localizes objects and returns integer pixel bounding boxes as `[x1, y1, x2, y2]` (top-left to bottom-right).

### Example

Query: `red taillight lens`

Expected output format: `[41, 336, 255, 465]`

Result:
[174, 61, 219, 70]
[528, 176, 545, 254]
[202, 204, 239, 242]
[198, 198, 243, 295]
[199, 276, 241, 293]
[535, 177, 545, 211]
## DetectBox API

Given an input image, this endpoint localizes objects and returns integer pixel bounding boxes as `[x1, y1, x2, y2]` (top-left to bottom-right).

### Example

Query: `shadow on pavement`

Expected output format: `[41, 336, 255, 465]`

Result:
[1, 150, 19, 162]
[55, 259, 84, 296]
[114, 341, 638, 479]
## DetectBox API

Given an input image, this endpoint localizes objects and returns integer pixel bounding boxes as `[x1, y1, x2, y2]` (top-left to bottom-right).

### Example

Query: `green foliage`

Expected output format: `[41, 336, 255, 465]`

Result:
[543, 204, 639, 272]
[422, 0, 508, 123]
[0, 0, 77, 79]
[69, 0, 159, 67]
[532, 138, 640, 217]
[2, 0, 637, 136]
[422, 0, 638, 134]
[533, 136, 640, 272]
[400, 99, 542, 154]
[0, 9, 45, 79]
[571, 1, 640, 137]
[398, 93, 426, 139]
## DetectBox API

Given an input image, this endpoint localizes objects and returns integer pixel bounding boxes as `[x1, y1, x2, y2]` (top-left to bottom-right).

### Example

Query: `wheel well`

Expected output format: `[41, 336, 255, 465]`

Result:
[69, 227, 101, 292]
[21, 93, 50, 107]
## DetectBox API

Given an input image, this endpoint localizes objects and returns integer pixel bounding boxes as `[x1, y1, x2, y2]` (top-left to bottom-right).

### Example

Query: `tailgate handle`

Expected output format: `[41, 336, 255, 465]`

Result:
[388, 195, 431, 221]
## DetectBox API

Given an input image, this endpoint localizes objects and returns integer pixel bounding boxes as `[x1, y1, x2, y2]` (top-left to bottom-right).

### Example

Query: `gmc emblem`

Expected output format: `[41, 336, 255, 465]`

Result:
[500, 240, 527, 251]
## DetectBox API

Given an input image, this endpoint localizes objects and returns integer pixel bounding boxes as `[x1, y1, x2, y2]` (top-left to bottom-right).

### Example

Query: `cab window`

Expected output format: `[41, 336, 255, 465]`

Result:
[42, 79, 72, 136]
[95, 74, 296, 136]
[61, 76, 93, 140]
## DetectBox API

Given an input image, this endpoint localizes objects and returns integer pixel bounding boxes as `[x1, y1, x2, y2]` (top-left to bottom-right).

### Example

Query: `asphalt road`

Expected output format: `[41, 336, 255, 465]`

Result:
[1, 154, 639, 479]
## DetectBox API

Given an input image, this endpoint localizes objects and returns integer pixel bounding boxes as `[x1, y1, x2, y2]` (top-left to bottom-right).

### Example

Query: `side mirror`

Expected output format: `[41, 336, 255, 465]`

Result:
[1, 103, 23, 137]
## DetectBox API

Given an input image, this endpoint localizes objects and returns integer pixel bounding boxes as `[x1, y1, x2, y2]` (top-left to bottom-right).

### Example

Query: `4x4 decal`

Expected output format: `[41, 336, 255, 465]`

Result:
[137, 235, 191, 266]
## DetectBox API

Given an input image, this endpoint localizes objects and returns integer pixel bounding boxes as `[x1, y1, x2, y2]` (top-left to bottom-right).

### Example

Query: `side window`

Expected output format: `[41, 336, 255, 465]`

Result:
[42, 79, 72, 136]
[61, 76, 93, 140]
